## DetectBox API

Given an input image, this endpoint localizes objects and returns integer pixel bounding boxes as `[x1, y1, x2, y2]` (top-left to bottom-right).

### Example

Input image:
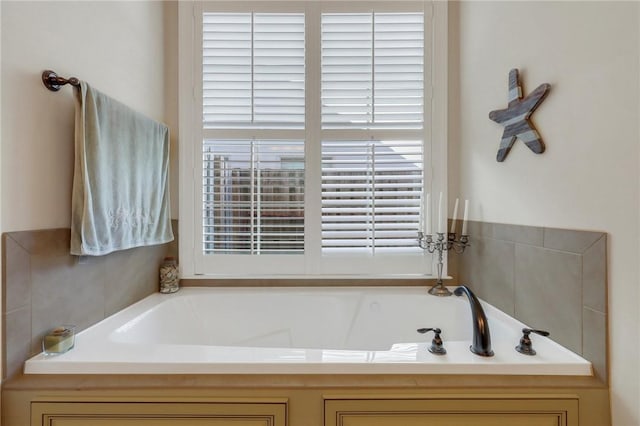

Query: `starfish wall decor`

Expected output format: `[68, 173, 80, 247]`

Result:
[489, 69, 551, 162]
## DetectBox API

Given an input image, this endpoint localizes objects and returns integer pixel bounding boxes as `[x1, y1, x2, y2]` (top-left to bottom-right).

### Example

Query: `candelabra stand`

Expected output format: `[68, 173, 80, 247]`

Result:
[418, 231, 470, 296]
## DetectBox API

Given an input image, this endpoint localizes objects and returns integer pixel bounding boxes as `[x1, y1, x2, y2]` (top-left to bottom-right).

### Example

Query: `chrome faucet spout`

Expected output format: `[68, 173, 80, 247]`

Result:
[453, 285, 494, 357]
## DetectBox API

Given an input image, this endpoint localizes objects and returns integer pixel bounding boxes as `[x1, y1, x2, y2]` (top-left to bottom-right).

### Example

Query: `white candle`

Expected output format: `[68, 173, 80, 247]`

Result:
[461, 199, 469, 235]
[437, 192, 444, 234]
[419, 195, 425, 233]
[425, 193, 431, 235]
[450, 198, 459, 234]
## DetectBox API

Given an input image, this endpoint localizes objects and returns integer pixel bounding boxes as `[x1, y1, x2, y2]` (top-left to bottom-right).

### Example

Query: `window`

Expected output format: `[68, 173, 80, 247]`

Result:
[179, 1, 447, 278]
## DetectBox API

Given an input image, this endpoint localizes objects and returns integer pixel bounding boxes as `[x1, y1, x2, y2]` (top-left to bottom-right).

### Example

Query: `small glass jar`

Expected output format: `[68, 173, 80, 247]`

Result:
[159, 256, 179, 293]
[43, 325, 76, 355]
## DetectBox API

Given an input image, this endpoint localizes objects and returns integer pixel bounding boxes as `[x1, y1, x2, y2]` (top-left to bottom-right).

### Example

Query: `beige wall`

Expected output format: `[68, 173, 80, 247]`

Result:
[0, 1, 171, 232]
[0, 0, 3, 393]
[450, 2, 639, 425]
[0, 0, 172, 397]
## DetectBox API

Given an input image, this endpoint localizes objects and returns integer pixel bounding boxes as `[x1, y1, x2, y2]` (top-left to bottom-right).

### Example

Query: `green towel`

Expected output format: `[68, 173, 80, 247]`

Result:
[71, 82, 173, 256]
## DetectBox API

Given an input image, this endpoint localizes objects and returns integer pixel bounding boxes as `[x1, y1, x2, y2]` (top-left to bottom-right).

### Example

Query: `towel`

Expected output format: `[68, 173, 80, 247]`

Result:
[70, 81, 174, 256]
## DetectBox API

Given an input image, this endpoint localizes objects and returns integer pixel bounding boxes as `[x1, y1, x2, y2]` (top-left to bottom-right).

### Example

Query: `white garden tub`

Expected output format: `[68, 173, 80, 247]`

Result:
[24, 286, 592, 375]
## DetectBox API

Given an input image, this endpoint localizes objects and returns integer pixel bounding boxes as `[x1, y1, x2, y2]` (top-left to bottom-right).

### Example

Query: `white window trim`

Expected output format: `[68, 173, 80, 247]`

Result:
[178, 0, 448, 279]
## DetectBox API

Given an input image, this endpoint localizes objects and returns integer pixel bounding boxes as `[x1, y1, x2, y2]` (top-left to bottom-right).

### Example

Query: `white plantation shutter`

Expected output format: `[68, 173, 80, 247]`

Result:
[374, 13, 424, 127]
[186, 3, 438, 277]
[203, 13, 251, 124]
[321, 12, 424, 129]
[203, 140, 305, 255]
[321, 140, 423, 254]
[321, 13, 373, 127]
[253, 14, 305, 126]
[203, 13, 305, 128]
[320, 11, 425, 256]
[201, 11, 306, 259]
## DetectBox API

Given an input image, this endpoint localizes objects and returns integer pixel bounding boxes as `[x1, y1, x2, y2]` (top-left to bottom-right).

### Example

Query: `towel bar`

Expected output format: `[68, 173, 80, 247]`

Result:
[42, 70, 80, 92]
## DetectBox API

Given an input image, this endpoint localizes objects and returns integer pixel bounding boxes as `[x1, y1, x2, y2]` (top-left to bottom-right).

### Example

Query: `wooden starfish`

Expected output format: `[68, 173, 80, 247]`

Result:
[489, 69, 550, 162]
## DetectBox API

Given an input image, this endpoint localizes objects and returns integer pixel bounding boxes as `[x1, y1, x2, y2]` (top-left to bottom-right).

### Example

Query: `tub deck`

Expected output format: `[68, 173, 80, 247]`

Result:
[24, 287, 592, 375]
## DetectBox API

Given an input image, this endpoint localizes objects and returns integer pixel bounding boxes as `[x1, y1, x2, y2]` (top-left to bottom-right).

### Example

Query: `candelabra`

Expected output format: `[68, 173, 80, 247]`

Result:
[418, 231, 470, 296]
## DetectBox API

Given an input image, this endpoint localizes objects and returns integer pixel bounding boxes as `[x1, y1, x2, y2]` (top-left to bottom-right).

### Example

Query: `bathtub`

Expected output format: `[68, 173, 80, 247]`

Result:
[24, 286, 592, 376]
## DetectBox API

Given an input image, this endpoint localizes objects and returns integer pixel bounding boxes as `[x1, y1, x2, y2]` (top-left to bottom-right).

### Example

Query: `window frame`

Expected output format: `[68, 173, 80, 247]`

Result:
[178, 0, 448, 279]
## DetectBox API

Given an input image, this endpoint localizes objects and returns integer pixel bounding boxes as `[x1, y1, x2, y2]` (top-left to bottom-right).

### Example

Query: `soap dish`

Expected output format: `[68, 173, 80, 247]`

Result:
[42, 325, 76, 355]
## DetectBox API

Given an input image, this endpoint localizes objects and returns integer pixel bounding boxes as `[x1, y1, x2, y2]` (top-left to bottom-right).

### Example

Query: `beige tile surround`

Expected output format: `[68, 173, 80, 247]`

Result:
[1, 221, 177, 380]
[453, 221, 608, 383]
[2, 220, 607, 386]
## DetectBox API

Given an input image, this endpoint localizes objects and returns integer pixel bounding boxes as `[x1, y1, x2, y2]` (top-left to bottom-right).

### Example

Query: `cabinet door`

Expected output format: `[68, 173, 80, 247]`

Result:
[325, 396, 579, 426]
[32, 401, 286, 426]
[43, 420, 271, 426]
[333, 413, 563, 426]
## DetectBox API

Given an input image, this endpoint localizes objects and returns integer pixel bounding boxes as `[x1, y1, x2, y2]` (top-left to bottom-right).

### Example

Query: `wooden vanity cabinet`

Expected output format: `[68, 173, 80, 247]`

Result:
[5, 375, 608, 426]
[28, 395, 578, 426]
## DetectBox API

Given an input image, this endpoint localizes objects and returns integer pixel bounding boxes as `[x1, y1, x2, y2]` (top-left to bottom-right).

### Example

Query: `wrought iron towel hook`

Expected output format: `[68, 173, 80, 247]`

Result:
[42, 70, 80, 92]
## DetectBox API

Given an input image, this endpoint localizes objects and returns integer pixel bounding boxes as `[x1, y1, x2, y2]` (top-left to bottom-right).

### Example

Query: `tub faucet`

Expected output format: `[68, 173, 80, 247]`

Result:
[453, 285, 494, 357]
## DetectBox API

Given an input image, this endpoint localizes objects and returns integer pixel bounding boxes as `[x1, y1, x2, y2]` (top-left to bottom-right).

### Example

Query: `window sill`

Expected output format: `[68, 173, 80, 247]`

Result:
[179, 277, 447, 287]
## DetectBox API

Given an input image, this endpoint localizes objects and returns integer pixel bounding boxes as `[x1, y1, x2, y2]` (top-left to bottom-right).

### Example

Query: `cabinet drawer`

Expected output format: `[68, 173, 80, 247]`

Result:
[325, 396, 578, 426]
[32, 401, 287, 426]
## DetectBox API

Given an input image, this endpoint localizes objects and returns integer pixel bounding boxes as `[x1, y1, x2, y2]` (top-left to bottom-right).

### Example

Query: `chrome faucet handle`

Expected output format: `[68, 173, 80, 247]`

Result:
[417, 327, 446, 355]
[516, 328, 550, 356]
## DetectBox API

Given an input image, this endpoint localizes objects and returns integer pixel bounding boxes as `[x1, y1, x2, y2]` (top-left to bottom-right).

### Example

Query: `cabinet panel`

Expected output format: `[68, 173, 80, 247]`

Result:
[325, 396, 578, 426]
[339, 413, 561, 426]
[50, 420, 270, 426]
[32, 402, 286, 426]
